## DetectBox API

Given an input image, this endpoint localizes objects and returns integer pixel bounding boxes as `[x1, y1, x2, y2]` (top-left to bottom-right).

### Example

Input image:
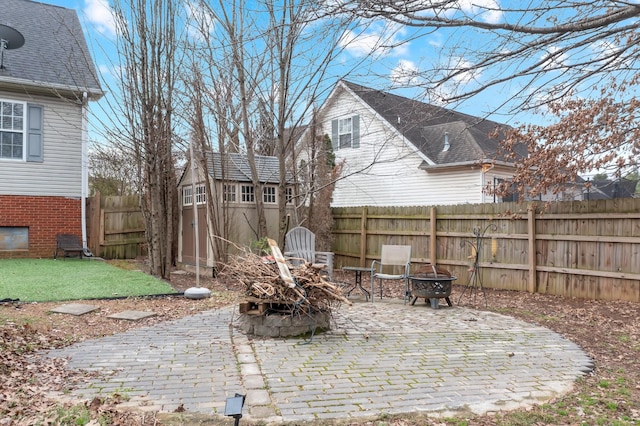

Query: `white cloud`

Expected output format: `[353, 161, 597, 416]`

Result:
[423, 85, 452, 107]
[185, 1, 216, 43]
[97, 63, 111, 78]
[339, 22, 408, 58]
[447, 56, 480, 84]
[428, 36, 443, 49]
[456, 0, 503, 24]
[339, 30, 379, 57]
[540, 45, 570, 70]
[420, 0, 503, 24]
[390, 60, 421, 87]
[422, 56, 481, 105]
[84, 0, 116, 37]
[589, 39, 631, 70]
[591, 40, 618, 60]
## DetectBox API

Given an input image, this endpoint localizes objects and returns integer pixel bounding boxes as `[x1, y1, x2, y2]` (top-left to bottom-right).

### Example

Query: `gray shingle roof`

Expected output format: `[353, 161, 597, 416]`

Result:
[205, 152, 288, 184]
[0, 0, 102, 97]
[589, 179, 638, 200]
[341, 80, 526, 165]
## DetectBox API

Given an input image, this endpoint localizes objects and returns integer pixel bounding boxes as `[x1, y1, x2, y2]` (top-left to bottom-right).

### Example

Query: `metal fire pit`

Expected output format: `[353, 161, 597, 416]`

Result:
[409, 273, 457, 309]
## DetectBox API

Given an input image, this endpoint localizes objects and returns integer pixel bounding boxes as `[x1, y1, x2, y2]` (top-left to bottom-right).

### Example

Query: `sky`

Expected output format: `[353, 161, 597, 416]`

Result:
[40, 0, 632, 151]
[41, 0, 517, 123]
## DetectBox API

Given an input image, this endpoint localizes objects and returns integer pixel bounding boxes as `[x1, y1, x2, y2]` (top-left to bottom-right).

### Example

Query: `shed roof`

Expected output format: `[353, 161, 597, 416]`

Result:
[0, 0, 103, 98]
[205, 152, 289, 184]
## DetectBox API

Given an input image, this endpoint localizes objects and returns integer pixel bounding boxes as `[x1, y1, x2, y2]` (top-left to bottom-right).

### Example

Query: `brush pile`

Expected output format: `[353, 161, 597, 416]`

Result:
[221, 248, 350, 315]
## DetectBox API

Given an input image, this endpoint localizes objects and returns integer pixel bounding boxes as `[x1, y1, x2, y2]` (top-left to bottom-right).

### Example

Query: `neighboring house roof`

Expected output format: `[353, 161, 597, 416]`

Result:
[205, 152, 290, 184]
[340, 80, 526, 167]
[0, 0, 103, 99]
[588, 179, 639, 200]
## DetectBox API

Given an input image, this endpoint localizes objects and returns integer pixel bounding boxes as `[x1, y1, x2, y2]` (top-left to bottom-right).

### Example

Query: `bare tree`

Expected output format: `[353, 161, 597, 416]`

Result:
[345, 1, 639, 106]
[183, 66, 234, 263]
[187, 0, 354, 246]
[88, 143, 139, 196]
[109, 0, 183, 278]
[340, 1, 640, 198]
[195, 0, 271, 239]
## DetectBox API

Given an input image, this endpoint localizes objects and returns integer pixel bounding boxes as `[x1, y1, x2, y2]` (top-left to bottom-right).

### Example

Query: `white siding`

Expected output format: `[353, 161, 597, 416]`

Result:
[0, 92, 83, 197]
[322, 89, 485, 207]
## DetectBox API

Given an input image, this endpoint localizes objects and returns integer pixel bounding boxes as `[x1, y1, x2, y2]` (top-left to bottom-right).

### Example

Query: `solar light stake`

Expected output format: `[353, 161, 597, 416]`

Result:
[224, 393, 245, 426]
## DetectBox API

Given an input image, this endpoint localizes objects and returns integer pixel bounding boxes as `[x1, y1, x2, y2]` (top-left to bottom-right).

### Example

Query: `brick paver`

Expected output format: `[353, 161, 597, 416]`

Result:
[43, 299, 592, 423]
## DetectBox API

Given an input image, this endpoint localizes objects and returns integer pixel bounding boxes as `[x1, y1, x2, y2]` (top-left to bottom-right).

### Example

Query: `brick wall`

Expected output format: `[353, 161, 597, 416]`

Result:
[0, 195, 82, 258]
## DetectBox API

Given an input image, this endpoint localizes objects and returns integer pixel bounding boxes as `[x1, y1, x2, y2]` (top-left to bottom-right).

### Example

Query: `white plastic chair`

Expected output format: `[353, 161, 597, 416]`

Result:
[284, 227, 334, 280]
[370, 245, 412, 302]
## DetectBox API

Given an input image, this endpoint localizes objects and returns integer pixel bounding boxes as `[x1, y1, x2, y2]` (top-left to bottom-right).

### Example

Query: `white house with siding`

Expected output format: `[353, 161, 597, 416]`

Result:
[0, 0, 103, 258]
[316, 81, 525, 207]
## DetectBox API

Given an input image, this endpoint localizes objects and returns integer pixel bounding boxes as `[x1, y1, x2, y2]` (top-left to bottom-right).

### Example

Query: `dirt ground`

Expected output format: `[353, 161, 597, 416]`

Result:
[1, 261, 639, 425]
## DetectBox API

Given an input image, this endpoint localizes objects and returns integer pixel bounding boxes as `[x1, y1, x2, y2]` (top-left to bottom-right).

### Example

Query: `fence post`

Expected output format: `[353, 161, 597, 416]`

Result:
[430, 207, 437, 265]
[86, 191, 101, 257]
[359, 207, 368, 267]
[527, 204, 537, 293]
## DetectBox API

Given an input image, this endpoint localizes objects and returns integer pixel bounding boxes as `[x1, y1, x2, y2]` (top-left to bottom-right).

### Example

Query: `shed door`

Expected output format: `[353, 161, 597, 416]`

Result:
[182, 205, 207, 265]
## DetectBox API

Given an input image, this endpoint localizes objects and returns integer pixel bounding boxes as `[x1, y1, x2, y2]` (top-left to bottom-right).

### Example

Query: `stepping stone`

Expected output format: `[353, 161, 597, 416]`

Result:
[50, 303, 99, 316]
[107, 310, 156, 321]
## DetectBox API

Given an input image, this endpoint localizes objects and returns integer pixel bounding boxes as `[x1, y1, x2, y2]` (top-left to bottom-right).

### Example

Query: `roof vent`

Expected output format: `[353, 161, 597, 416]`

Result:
[443, 132, 450, 151]
[0, 24, 25, 70]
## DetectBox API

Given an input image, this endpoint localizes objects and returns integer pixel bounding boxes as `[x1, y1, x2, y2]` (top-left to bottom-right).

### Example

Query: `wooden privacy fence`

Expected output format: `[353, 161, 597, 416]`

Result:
[332, 198, 640, 302]
[86, 192, 146, 259]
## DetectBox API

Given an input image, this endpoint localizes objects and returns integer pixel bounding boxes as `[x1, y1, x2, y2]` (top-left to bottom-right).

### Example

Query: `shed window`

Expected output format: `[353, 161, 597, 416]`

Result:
[223, 184, 236, 202]
[263, 186, 276, 203]
[241, 184, 254, 203]
[182, 186, 193, 206]
[195, 184, 206, 204]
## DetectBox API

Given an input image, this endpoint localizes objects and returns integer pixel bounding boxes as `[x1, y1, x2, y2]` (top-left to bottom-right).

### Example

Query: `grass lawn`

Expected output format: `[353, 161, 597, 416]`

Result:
[0, 259, 176, 302]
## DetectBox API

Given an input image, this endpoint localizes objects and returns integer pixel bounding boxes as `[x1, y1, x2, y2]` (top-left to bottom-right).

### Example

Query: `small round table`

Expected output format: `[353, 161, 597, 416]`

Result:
[341, 266, 372, 300]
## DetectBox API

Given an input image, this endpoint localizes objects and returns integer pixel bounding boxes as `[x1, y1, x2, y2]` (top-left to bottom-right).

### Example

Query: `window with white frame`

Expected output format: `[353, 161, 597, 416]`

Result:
[241, 184, 254, 202]
[182, 186, 193, 206]
[195, 184, 206, 204]
[0, 100, 44, 162]
[331, 115, 360, 150]
[223, 184, 236, 202]
[263, 186, 276, 203]
[338, 117, 352, 149]
[0, 101, 24, 160]
[285, 187, 293, 204]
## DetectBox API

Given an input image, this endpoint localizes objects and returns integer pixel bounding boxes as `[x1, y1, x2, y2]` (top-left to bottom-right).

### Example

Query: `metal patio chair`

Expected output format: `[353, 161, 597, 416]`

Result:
[371, 244, 412, 302]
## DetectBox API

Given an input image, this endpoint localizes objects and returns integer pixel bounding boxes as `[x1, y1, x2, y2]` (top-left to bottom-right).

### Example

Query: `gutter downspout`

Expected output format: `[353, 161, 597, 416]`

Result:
[81, 91, 91, 255]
